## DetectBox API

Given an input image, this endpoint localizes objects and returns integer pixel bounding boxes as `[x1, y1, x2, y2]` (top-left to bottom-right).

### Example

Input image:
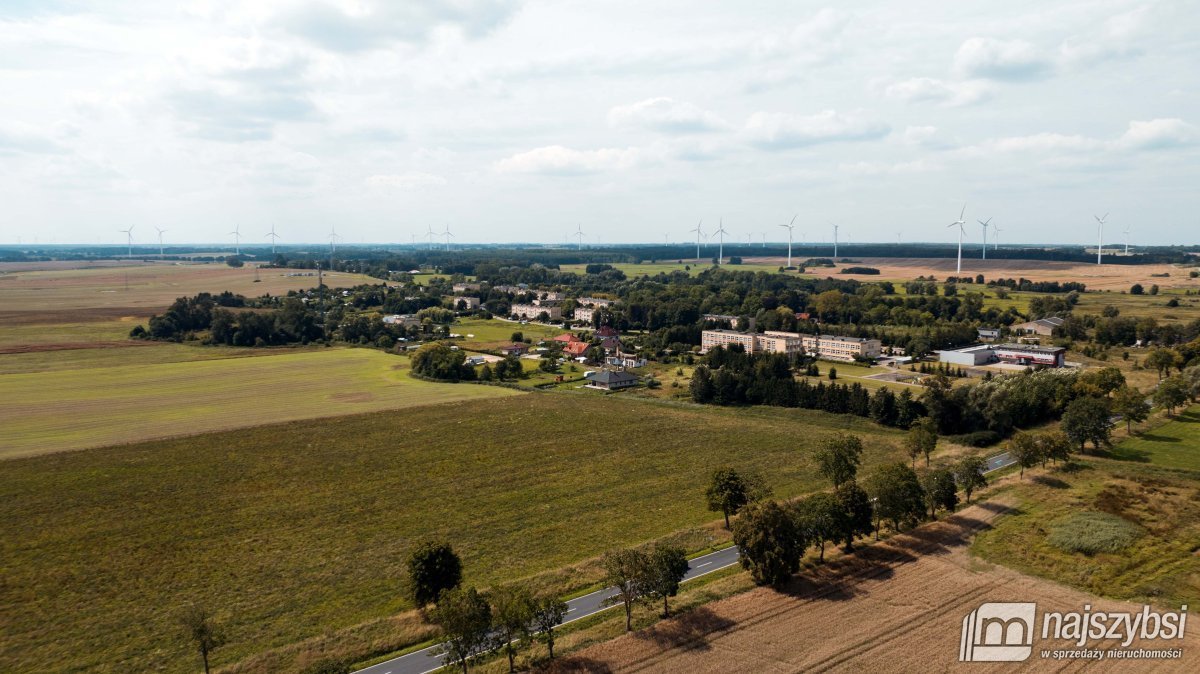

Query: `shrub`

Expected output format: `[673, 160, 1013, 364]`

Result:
[947, 430, 1002, 447]
[1047, 511, 1143, 555]
[839, 266, 881, 275]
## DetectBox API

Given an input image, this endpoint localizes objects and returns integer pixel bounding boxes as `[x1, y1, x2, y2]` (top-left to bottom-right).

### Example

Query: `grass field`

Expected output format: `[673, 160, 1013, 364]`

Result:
[0, 394, 906, 673]
[972, 453, 1200, 609]
[0, 348, 521, 458]
[1108, 406, 1200, 470]
[452, 316, 565, 350]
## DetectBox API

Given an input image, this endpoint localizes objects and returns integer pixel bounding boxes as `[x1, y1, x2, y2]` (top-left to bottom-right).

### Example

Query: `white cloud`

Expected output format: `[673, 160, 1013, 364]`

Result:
[742, 110, 889, 149]
[0, 120, 64, 154]
[953, 37, 1053, 81]
[1116, 118, 1198, 151]
[607, 97, 729, 134]
[494, 145, 647, 175]
[276, 0, 522, 52]
[366, 171, 448, 189]
[884, 77, 990, 106]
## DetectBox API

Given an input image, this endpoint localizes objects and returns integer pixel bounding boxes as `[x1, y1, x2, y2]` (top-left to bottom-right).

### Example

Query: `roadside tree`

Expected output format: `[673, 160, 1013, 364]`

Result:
[732, 500, 807, 587]
[407, 541, 464, 610]
[431, 586, 493, 674]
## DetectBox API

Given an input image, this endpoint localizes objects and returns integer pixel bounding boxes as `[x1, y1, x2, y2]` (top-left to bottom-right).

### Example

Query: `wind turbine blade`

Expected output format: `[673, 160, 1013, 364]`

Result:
[789, 214, 798, 227]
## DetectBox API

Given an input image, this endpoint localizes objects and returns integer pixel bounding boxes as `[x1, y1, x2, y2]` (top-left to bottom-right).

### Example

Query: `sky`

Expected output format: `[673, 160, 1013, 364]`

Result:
[0, 0, 1198, 247]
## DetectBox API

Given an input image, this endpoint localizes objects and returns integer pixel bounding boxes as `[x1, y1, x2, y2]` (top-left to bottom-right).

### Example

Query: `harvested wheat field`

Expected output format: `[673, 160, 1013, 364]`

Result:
[0, 262, 377, 323]
[552, 499, 1197, 673]
[745, 256, 1200, 291]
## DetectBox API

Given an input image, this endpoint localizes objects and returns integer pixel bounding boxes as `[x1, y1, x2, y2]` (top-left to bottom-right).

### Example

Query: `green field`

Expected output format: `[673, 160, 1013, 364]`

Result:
[973, 410, 1200, 609]
[1108, 406, 1200, 470]
[0, 348, 522, 458]
[453, 316, 565, 350]
[0, 394, 906, 673]
[1075, 288, 1200, 323]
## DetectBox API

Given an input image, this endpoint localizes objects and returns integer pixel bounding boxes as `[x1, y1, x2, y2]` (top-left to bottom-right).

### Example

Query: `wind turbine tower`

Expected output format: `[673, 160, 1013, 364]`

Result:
[992, 223, 1002, 251]
[442, 224, 454, 251]
[119, 225, 135, 258]
[1123, 225, 1132, 255]
[778, 215, 797, 268]
[1094, 213, 1108, 265]
[948, 204, 967, 274]
[155, 226, 166, 257]
[714, 219, 729, 265]
[266, 224, 280, 255]
[977, 218, 992, 260]
[425, 224, 436, 250]
[831, 223, 840, 259]
[574, 224, 585, 251]
[688, 220, 704, 259]
[229, 224, 242, 256]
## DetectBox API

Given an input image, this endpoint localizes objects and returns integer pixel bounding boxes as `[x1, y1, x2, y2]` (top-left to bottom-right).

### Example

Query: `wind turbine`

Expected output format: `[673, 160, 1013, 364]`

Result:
[425, 224, 436, 250]
[1094, 212, 1108, 265]
[992, 222, 1002, 251]
[948, 204, 967, 274]
[573, 223, 585, 251]
[714, 219, 729, 264]
[266, 224, 280, 255]
[229, 224, 242, 256]
[442, 224, 454, 251]
[1123, 225, 1132, 255]
[119, 225, 134, 258]
[688, 220, 704, 259]
[778, 215, 797, 268]
[154, 226, 166, 257]
[977, 217, 992, 260]
[830, 222, 840, 259]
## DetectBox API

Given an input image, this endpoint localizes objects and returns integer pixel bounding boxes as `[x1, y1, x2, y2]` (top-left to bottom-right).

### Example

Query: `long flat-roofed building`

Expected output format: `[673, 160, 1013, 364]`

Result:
[700, 330, 880, 362]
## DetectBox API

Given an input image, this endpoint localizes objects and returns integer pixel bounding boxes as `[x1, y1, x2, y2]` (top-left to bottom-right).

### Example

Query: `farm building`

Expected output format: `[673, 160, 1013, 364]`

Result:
[977, 328, 1000, 341]
[936, 344, 996, 367]
[1011, 317, 1064, 336]
[937, 343, 1067, 368]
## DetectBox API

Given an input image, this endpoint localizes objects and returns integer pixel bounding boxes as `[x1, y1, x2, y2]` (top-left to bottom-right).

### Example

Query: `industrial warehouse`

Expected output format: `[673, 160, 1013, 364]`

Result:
[936, 343, 1068, 368]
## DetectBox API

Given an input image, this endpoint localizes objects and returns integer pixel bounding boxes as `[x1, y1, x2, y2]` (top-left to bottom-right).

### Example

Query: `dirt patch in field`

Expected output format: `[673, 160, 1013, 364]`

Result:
[746, 256, 1200, 291]
[329, 391, 376, 403]
[553, 499, 1199, 672]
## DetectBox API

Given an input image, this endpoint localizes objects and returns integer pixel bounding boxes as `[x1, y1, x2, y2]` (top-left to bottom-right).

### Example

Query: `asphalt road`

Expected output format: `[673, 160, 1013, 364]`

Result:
[354, 545, 742, 674]
[356, 451, 1017, 674]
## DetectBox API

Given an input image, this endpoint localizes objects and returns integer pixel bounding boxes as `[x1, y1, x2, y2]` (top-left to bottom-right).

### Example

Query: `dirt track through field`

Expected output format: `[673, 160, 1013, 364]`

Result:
[554, 500, 1198, 672]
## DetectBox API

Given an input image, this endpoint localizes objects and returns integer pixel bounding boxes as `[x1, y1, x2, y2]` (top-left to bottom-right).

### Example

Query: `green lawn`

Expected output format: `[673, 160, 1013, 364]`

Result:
[453, 316, 565, 350]
[0, 348, 521, 458]
[1108, 406, 1200, 470]
[0, 395, 907, 673]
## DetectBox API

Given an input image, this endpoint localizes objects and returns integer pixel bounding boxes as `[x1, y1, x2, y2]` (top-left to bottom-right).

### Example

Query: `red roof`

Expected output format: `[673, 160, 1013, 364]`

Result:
[596, 326, 618, 337]
[553, 333, 581, 343]
[564, 341, 590, 356]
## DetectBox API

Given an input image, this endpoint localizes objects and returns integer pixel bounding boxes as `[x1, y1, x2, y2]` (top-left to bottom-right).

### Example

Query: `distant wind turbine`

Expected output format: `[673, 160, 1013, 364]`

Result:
[830, 222, 840, 259]
[948, 204, 967, 274]
[1123, 224, 1132, 255]
[573, 223, 585, 251]
[442, 224, 454, 251]
[778, 215, 797, 268]
[155, 226, 166, 257]
[229, 224, 242, 256]
[688, 220, 705, 259]
[266, 224, 280, 255]
[1094, 212, 1108, 265]
[714, 219, 729, 265]
[425, 224, 436, 251]
[119, 225, 135, 258]
[992, 222, 1002, 251]
[977, 218, 992, 260]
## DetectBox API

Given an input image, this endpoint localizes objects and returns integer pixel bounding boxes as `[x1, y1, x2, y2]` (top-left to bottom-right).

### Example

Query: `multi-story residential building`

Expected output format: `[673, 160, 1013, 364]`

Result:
[700, 330, 881, 362]
[447, 296, 480, 310]
[700, 329, 758, 353]
[576, 297, 615, 307]
[452, 282, 482, 293]
[574, 306, 596, 323]
[511, 303, 562, 321]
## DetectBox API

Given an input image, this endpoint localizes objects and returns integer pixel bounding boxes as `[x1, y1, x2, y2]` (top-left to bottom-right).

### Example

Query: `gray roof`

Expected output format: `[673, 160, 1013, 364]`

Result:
[586, 370, 638, 385]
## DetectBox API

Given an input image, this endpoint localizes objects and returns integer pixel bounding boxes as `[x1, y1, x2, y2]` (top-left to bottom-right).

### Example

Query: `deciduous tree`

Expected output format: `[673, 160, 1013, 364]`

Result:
[490, 585, 534, 673]
[815, 433, 863, 490]
[531, 594, 568, 660]
[704, 468, 770, 529]
[431, 586, 493, 674]
[732, 500, 806, 587]
[954, 456, 987, 504]
[602, 548, 649, 632]
[1112, 386, 1149, 433]
[866, 463, 926, 534]
[1061, 396, 1112, 453]
[407, 541, 463, 610]
[641, 545, 690, 618]
[179, 604, 225, 674]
